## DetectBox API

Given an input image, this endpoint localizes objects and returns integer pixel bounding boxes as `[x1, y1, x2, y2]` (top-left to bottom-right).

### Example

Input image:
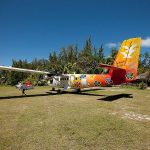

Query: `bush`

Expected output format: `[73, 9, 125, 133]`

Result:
[138, 82, 147, 90]
[37, 80, 48, 86]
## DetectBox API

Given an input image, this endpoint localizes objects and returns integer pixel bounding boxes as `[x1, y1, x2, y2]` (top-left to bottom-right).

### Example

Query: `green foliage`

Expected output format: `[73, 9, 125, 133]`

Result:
[37, 80, 48, 86]
[106, 49, 118, 65]
[98, 44, 104, 63]
[23, 74, 40, 86]
[138, 82, 147, 90]
[138, 52, 150, 74]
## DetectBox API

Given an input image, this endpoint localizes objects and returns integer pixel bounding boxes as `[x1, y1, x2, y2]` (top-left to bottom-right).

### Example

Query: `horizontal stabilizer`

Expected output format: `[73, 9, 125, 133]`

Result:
[100, 64, 127, 84]
[100, 64, 126, 71]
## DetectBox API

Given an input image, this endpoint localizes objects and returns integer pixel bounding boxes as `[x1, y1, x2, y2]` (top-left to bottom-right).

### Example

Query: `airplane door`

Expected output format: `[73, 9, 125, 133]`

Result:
[70, 75, 75, 86]
[81, 78, 87, 88]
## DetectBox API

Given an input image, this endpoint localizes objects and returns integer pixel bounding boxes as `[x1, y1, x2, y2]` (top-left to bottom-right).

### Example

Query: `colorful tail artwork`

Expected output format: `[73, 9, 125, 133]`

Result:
[100, 37, 141, 85]
[113, 37, 141, 80]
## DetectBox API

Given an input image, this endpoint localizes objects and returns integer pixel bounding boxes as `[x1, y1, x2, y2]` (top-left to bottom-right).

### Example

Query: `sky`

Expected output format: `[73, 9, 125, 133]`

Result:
[0, 0, 150, 66]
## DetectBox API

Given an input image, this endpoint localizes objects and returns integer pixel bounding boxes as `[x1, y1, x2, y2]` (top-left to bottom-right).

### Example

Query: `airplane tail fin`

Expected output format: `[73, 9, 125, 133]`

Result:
[113, 37, 141, 81]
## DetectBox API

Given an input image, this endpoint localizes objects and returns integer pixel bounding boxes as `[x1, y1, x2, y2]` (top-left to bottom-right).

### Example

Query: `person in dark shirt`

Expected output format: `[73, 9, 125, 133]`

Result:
[22, 87, 26, 96]
[20, 84, 27, 96]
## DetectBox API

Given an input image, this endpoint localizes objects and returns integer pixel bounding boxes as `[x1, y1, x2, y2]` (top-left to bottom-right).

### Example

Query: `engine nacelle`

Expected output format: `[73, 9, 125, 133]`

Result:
[43, 74, 49, 80]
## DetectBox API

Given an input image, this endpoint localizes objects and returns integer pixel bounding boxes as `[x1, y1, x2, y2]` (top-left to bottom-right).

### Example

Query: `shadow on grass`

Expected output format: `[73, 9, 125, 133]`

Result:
[0, 89, 132, 101]
[0, 93, 61, 100]
[47, 90, 105, 97]
[97, 93, 133, 102]
[0, 89, 104, 100]
[67, 91, 104, 97]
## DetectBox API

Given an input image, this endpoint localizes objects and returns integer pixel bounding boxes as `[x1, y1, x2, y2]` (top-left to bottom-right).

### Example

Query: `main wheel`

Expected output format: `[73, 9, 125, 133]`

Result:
[76, 88, 81, 93]
[52, 87, 55, 91]
[57, 89, 62, 94]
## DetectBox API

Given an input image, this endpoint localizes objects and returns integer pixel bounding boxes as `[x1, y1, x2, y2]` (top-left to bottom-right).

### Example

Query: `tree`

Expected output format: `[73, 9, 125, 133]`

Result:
[138, 52, 150, 74]
[98, 44, 104, 63]
[106, 49, 118, 65]
[80, 37, 93, 58]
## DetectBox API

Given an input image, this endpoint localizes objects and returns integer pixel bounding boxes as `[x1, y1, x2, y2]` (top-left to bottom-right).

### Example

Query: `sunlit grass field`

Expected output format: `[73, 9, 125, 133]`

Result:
[0, 86, 150, 150]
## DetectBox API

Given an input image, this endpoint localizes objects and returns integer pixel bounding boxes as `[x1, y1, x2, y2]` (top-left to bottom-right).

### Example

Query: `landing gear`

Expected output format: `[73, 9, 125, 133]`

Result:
[76, 88, 81, 93]
[52, 87, 55, 91]
[57, 89, 62, 94]
[51, 87, 62, 94]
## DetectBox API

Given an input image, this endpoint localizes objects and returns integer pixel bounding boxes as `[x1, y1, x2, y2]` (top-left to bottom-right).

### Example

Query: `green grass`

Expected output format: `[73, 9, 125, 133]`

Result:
[0, 86, 150, 150]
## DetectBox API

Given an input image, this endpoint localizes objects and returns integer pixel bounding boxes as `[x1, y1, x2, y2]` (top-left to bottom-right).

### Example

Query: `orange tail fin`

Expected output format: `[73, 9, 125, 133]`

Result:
[113, 37, 141, 81]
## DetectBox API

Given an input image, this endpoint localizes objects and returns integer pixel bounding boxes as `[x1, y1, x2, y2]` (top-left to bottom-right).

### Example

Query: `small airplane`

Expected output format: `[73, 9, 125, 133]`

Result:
[0, 37, 141, 93]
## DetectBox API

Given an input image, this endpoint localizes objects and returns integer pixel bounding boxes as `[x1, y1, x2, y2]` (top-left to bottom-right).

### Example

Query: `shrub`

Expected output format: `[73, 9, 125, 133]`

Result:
[37, 80, 48, 86]
[138, 82, 147, 90]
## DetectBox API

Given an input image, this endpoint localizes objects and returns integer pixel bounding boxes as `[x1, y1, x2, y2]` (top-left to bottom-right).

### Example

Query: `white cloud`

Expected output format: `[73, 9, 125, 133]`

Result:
[142, 37, 150, 48]
[106, 42, 121, 49]
[106, 43, 117, 48]
[106, 37, 150, 49]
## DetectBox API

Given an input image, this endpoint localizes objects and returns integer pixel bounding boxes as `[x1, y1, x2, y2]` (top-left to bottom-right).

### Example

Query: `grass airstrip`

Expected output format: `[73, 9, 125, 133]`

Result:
[0, 86, 150, 150]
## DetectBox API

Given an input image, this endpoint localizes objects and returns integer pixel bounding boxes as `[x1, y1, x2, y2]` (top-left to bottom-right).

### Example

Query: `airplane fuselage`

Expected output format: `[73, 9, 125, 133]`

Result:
[52, 73, 113, 89]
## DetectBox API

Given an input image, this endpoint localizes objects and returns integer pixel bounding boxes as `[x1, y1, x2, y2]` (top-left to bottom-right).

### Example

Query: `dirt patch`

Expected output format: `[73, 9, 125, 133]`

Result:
[123, 112, 150, 121]
[104, 87, 126, 92]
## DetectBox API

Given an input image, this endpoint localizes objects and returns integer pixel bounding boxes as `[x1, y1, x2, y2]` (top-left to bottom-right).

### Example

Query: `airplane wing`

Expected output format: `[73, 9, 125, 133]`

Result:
[0, 65, 50, 74]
